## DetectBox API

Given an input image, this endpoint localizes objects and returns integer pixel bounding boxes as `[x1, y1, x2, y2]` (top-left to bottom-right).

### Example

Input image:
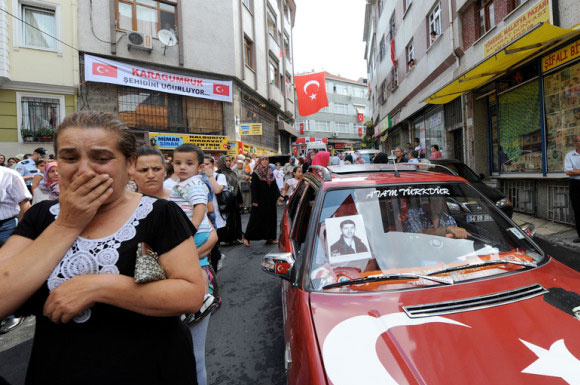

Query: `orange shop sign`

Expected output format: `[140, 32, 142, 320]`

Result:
[542, 40, 580, 72]
[483, 0, 551, 57]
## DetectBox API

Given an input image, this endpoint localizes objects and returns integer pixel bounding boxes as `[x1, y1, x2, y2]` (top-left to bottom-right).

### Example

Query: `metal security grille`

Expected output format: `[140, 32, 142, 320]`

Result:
[118, 88, 223, 134]
[20, 97, 60, 132]
[547, 184, 575, 225]
[502, 179, 535, 214]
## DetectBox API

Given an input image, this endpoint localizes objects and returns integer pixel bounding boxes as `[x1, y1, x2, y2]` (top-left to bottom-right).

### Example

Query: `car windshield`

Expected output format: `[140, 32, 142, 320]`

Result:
[309, 182, 543, 293]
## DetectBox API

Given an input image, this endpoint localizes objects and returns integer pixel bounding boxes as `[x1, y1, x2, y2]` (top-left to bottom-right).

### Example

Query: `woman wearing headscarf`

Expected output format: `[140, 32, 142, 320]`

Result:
[302, 150, 314, 174]
[216, 155, 243, 244]
[372, 152, 390, 164]
[32, 161, 60, 204]
[234, 160, 251, 212]
[242, 156, 281, 246]
[312, 151, 330, 167]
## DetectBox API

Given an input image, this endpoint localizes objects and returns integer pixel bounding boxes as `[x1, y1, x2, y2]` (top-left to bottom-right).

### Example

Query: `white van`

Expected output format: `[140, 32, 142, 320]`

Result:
[306, 142, 328, 152]
[345, 149, 379, 163]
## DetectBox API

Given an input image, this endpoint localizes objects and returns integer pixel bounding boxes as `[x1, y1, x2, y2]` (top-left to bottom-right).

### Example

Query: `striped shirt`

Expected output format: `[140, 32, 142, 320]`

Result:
[564, 150, 580, 180]
[169, 174, 212, 233]
[0, 167, 32, 220]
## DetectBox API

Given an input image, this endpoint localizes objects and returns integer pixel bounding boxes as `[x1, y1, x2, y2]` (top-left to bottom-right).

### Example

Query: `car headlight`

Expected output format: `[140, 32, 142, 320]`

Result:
[496, 198, 512, 208]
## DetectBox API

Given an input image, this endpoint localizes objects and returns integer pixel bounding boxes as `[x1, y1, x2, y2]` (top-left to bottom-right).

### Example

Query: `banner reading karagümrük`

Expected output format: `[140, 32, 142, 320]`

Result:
[84, 54, 232, 103]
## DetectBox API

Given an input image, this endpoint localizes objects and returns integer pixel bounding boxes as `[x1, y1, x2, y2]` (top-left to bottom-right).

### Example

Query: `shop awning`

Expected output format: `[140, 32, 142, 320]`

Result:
[425, 23, 580, 104]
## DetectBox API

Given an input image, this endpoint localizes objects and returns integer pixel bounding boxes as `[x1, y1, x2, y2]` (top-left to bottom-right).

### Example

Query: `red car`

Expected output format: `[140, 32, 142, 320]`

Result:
[262, 164, 580, 385]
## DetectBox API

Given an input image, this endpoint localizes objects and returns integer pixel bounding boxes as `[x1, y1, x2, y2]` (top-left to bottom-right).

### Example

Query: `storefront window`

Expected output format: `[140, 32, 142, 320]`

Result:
[425, 109, 446, 158]
[498, 80, 542, 172]
[544, 61, 580, 172]
[413, 116, 426, 158]
[489, 101, 499, 172]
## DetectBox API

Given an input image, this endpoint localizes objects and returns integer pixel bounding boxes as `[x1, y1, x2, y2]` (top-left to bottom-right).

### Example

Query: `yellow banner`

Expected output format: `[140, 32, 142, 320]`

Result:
[241, 143, 276, 156]
[149, 132, 229, 152]
[240, 123, 263, 135]
[542, 39, 580, 72]
[484, 0, 550, 57]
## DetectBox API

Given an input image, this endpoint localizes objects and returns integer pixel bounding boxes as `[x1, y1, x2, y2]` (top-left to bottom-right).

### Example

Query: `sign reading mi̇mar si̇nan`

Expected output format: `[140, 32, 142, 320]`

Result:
[542, 40, 580, 72]
[150, 133, 229, 151]
[483, 0, 550, 58]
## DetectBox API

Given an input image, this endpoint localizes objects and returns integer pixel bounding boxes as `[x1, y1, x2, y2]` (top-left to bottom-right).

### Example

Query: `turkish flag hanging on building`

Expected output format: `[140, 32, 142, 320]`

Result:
[294, 72, 329, 117]
[357, 113, 364, 122]
[299, 122, 304, 135]
[390, 39, 397, 68]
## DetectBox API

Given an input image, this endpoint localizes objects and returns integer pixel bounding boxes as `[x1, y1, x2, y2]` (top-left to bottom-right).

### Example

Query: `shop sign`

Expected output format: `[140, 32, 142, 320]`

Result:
[85, 54, 233, 103]
[334, 143, 345, 149]
[295, 137, 328, 144]
[227, 141, 244, 157]
[242, 143, 276, 156]
[240, 123, 263, 135]
[374, 115, 391, 137]
[149, 132, 229, 151]
[542, 40, 580, 72]
[483, 0, 550, 57]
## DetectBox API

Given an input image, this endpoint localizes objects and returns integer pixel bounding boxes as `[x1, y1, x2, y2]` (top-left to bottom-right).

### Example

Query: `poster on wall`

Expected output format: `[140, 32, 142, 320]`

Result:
[325, 215, 372, 266]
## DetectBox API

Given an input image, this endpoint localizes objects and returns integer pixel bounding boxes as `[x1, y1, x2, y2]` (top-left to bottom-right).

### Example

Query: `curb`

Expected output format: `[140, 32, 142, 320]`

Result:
[535, 233, 580, 255]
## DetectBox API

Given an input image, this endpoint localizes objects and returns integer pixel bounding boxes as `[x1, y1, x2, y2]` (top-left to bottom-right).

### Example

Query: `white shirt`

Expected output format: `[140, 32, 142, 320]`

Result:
[163, 178, 178, 190]
[564, 150, 580, 180]
[0, 167, 32, 220]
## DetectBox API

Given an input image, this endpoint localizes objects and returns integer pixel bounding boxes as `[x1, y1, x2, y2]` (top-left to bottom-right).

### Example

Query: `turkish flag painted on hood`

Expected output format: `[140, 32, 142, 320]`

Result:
[295, 72, 329, 117]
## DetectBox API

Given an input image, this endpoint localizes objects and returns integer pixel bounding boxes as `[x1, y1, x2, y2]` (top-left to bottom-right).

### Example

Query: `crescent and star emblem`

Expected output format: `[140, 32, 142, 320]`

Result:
[95, 65, 107, 74]
[215, 85, 224, 93]
[303, 80, 320, 101]
[323, 312, 580, 385]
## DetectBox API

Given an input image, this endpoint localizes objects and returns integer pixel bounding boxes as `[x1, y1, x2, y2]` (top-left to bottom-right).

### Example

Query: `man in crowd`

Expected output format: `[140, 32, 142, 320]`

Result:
[564, 134, 580, 243]
[0, 165, 31, 333]
[14, 147, 46, 188]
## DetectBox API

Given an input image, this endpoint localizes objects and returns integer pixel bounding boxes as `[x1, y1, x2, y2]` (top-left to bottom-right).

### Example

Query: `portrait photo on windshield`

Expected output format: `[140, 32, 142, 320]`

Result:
[325, 214, 371, 266]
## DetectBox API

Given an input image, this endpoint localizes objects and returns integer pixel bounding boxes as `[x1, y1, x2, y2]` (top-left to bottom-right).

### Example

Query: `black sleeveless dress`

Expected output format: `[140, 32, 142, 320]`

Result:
[12, 196, 198, 385]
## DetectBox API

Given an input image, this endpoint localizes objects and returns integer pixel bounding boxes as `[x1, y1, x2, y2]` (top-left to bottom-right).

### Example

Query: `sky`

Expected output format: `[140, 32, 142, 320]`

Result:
[292, 0, 368, 81]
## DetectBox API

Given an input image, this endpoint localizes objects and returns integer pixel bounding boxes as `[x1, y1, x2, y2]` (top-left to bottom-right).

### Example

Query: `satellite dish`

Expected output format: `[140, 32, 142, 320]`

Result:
[158, 29, 177, 47]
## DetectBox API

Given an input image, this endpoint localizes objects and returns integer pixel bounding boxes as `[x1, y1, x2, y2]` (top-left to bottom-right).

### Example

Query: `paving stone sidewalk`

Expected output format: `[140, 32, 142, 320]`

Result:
[512, 212, 579, 250]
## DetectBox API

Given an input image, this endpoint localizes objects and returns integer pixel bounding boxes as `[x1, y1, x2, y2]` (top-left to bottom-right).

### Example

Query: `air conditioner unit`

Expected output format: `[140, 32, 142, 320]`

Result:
[332, 132, 338, 138]
[127, 31, 153, 51]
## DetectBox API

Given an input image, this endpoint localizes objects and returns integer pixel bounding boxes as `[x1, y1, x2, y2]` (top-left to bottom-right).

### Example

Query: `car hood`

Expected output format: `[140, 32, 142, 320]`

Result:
[310, 260, 580, 385]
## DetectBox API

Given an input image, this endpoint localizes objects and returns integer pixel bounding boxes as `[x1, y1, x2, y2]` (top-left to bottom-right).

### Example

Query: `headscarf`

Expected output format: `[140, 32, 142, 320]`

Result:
[254, 156, 274, 184]
[38, 161, 60, 199]
[372, 152, 390, 164]
[305, 150, 314, 164]
[217, 155, 238, 193]
[312, 151, 330, 167]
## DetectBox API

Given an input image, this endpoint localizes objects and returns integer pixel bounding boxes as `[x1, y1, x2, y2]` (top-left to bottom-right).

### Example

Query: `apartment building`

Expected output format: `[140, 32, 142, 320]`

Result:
[294, 72, 368, 154]
[364, 0, 580, 223]
[0, 0, 78, 156]
[77, 0, 297, 156]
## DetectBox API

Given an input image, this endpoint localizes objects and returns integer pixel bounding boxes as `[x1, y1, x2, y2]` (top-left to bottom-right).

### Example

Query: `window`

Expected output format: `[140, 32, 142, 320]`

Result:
[269, 57, 280, 87]
[389, 13, 396, 38]
[390, 65, 398, 89]
[283, 33, 291, 60]
[283, 2, 291, 21]
[378, 0, 383, 16]
[404, 0, 413, 12]
[379, 80, 387, 104]
[478, 0, 495, 37]
[509, 0, 523, 11]
[244, 36, 255, 70]
[429, 3, 441, 45]
[406, 39, 415, 69]
[118, 88, 223, 133]
[242, 0, 253, 11]
[379, 35, 386, 62]
[285, 74, 293, 99]
[117, 0, 176, 38]
[334, 103, 349, 114]
[18, 93, 64, 140]
[314, 121, 330, 132]
[22, 5, 56, 49]
[335, 85, 348, 95]
[544, 61, 580, 172]
[267, 6, 278, 43]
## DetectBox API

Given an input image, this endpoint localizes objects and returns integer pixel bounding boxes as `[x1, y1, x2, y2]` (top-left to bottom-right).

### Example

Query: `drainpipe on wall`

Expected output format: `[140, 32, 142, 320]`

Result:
[448, 0, 459, 68]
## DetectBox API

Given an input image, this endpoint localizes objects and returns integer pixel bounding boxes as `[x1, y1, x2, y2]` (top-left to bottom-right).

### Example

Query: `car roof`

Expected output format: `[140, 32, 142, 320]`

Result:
[306, 164, 467, 189]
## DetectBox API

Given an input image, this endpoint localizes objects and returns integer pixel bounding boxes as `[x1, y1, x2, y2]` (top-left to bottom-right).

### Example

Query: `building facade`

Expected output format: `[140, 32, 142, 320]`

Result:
[0, 0, 78, 156]
[364, 0, 580, 224]
[294, 72, 368, 155]
[77, 0, 296, 157]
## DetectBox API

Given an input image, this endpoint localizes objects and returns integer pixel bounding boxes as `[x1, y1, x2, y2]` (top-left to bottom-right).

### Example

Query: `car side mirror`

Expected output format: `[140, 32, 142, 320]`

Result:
[520, 223, 536, 237]
[261, 252, 294, 281]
